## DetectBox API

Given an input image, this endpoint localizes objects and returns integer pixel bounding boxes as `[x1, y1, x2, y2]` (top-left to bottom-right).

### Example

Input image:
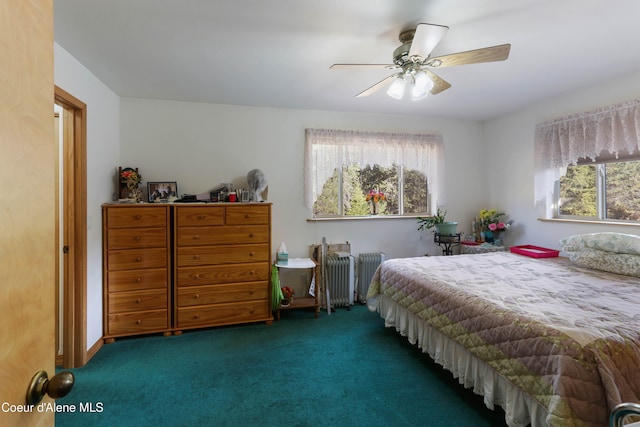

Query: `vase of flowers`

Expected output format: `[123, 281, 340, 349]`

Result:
[281, 286, 295, 307]
[476, 209, 513, 245]
[119, 167, 143, 201]
[365, 190, 386, 215]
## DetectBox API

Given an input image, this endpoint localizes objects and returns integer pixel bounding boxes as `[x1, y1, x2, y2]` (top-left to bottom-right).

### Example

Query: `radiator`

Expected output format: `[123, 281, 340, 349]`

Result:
[357, 252, 385, 303]
[325, 254, 355, 308]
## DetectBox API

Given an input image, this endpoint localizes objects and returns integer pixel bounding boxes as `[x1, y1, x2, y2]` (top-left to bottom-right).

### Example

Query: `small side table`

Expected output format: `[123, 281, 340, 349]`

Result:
[275, 258, 319, 320]
[434, 232, 462, 256]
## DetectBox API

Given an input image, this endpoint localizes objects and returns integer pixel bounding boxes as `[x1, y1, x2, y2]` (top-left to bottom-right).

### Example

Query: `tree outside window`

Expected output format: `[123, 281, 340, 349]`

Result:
[558, 160, 640, 221]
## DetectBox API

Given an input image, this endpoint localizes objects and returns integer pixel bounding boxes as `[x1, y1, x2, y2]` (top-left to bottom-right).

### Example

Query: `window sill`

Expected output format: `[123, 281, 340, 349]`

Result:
[307, 215, 423, 222]
[538, 218, 640, 227]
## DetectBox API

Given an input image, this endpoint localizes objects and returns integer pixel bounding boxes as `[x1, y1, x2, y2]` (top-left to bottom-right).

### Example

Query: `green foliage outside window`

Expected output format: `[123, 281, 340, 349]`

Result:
[558, 160, 640, 221]
[313, 163, 428, 217]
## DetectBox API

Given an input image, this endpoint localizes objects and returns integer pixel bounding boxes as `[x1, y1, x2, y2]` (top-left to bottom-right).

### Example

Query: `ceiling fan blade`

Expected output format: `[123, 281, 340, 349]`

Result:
[426, 70, 451, 95]
[330, 64, 398, 70]
[356, 73, 401, 97]
[408, 23, 449, 59]
[428, 44, 511, 68]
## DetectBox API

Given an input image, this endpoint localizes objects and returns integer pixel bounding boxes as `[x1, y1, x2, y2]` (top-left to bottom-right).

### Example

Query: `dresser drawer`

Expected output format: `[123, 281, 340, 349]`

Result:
[177, 300, 270, 328]
[107, 248, 167, 271]
[176, 206, 224, 227]
[108, 268, 168, 292]
[176, 243, 269, 267]
[176, 263, 270, 287]
[225, 205, 269, 225]
[177, 282, 269, 307]
[108, 289, 168, 313]
[107, 227, 167, 249]
[176, 225, 269, 246]
[107, 310, 169, 335]
[106, 206, 167, 228]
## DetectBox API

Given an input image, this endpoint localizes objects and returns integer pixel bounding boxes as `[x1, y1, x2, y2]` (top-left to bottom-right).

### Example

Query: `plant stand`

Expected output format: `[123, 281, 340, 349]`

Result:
[434, 232, 462, 256]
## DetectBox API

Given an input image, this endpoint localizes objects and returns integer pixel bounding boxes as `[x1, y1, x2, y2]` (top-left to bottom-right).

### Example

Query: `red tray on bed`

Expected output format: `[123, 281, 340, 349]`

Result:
[510, 245, 560, 258]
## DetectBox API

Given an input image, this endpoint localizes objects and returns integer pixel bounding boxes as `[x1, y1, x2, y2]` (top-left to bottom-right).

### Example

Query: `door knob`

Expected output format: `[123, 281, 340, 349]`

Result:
[26, 371, 74, 405]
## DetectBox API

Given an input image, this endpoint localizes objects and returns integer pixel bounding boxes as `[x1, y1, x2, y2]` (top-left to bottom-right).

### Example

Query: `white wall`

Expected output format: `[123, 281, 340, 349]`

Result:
[119, 98, 485, 259]
[54, 43, 120, 349]
[484, 70, 640, 250]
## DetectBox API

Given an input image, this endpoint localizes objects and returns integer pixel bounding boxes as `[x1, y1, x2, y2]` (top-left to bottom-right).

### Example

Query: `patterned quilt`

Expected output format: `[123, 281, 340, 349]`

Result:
[367, 252, 640, 427]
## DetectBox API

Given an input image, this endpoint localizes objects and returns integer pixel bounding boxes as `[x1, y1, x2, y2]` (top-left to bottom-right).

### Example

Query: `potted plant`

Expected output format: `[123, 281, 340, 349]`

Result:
[417, 208, 458, 235]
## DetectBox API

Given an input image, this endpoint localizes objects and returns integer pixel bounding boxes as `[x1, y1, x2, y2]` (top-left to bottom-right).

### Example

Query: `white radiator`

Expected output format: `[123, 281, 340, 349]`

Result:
[325, 253, 355, 308]
[357, 252, 385, 303]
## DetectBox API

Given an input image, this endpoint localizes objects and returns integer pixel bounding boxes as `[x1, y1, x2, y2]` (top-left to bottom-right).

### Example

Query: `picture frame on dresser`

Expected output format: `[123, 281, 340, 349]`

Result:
[148, 181, 178, 202]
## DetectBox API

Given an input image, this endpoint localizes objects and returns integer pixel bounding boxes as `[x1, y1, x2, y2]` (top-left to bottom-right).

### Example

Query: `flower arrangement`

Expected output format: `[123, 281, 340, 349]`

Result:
[365, 189, 386, 203]
[281, 286, 295, 299]
[120, 169, 141, 184]
[477, 209, 513, 232]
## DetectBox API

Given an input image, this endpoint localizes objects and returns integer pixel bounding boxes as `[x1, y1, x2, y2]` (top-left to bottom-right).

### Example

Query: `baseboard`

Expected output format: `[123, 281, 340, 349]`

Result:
[85, 337, 103, 363]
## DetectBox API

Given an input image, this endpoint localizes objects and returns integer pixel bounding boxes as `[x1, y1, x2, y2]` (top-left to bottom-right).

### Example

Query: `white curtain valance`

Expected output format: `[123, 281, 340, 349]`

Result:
[304, 128, 445, 213]
[534, 99, 640, 207]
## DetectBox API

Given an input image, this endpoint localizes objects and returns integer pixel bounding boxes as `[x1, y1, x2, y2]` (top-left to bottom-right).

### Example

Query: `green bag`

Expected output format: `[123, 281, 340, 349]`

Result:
[271, 264, 284, 311]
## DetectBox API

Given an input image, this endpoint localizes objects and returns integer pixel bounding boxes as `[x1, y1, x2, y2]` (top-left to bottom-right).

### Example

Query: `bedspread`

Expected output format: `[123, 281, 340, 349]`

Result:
[367, 252, 640, 427]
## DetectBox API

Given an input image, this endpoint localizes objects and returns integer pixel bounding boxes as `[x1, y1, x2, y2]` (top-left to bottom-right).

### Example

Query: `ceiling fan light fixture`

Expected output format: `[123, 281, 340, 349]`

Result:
[411, 71, 434, 101]
[387, 75, 407, 100]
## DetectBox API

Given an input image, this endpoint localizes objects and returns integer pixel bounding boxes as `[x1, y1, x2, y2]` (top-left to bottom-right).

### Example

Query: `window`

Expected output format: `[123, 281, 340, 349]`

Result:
[304, 128, 444, 218]
[558, 160, 640, 221]
[534, 100, 640, 219]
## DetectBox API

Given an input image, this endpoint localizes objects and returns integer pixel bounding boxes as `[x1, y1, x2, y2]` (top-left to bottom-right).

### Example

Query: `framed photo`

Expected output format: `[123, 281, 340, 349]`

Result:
[147, 181, 178, 202]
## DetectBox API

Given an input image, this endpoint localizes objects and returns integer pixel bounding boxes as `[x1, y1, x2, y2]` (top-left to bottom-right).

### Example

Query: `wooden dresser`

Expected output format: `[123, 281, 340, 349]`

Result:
[173, 204, 273, 333]
[102, 204, 172, 343]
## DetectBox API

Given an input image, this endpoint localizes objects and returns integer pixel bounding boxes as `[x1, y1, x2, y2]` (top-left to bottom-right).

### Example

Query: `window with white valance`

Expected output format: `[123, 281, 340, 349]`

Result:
[534, 99, 640, 218]
[304, 128, 445, 218]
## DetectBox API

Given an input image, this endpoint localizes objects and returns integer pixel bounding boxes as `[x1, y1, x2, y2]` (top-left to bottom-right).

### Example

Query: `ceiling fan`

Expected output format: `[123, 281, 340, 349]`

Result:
[330, 23, 511, 100]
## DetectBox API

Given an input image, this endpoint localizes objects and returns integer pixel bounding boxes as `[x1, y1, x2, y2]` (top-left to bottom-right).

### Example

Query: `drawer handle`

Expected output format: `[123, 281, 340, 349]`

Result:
[198, 215, 205, 220]
[134, 215, 142, 220]
[135, 320, 142, 325]
[249, 270, 255, 276]
[193, 235, 200, 240]
[194, 294, 200, 299]
[193, 274, 200, 279]
[193, 314, 200, 319]
[136, 299, 142, 304]
[136, 277, 142, 283]
[244, 214, 250, 219]
[134, 236, 141, 241]
[248, 233, 254, 238]
[249, 251, 255, 257]
[135, 257, 142, 262]
[193, 255, 200, 260]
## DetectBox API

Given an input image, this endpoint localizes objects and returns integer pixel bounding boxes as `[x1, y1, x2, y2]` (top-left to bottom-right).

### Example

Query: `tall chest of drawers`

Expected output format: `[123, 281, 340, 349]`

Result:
[102, 204, 171, 343]
[173, 204, 273, 332]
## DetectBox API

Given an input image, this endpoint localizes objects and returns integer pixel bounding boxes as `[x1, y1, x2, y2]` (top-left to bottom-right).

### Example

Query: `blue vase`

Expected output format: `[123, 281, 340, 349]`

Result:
[484, 231, 494, 243]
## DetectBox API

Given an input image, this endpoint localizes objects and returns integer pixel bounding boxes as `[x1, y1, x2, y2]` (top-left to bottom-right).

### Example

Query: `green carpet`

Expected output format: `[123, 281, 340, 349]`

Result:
[56, 305, 507, 426]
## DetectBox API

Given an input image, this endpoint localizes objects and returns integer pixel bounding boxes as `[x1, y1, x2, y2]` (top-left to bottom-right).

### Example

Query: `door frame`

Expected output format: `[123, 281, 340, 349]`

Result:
[55, 86, 88, 368]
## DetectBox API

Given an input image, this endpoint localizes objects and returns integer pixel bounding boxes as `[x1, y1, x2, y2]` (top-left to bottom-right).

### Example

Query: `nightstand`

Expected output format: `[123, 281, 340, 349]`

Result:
[275, 258, 319, 320]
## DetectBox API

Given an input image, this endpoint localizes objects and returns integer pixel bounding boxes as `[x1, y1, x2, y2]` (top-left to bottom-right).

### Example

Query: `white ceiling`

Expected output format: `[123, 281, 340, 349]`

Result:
[54, 0, 640, 122]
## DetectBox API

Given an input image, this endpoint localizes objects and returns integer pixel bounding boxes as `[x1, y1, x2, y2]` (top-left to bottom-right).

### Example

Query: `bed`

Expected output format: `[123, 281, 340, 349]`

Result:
[367, 234, 640, 427]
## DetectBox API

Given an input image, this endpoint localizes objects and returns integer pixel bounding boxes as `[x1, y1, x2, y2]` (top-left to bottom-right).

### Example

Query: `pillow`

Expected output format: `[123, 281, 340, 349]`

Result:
[567, 247, 640, 277]
[559, 232, 640, 255]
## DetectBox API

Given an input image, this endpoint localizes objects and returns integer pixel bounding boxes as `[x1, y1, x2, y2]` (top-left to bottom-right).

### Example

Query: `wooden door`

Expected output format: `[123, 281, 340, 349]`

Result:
[0, 1, 56, 426]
